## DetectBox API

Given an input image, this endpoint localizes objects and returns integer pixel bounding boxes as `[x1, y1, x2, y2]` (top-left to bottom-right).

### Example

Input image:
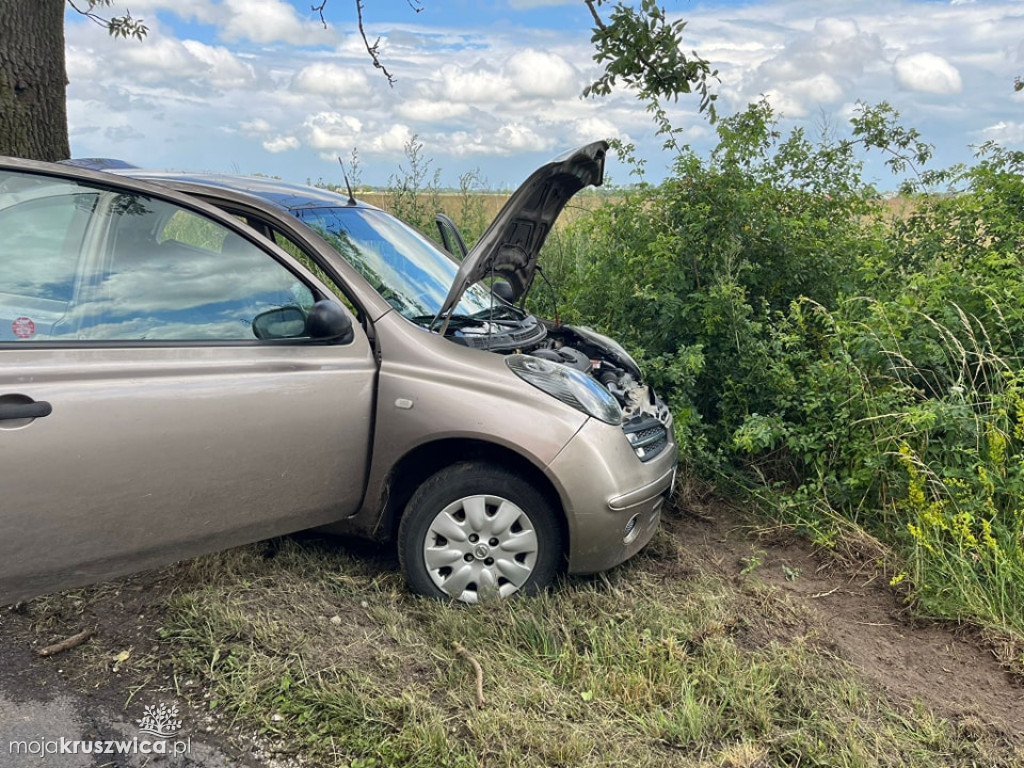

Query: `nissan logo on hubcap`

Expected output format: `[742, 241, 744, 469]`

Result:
[473, 543, 490, 559]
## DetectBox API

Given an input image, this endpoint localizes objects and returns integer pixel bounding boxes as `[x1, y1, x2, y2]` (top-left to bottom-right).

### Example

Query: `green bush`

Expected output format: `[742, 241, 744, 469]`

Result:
[543, 101, 1024, 644]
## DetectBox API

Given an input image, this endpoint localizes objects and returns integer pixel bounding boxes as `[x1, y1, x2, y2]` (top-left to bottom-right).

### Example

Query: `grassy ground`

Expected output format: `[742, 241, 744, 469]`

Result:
[10, 503, 1021, 768]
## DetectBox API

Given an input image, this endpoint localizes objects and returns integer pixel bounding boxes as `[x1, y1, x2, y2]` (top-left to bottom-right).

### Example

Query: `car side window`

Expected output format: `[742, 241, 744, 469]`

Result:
[0, 170, 316, 343]
[0, 177, 97, 341]
[269, 227, 361, 318]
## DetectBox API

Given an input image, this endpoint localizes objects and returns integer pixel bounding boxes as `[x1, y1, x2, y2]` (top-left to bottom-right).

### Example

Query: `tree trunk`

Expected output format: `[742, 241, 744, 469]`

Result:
[0, 0, 69, 161]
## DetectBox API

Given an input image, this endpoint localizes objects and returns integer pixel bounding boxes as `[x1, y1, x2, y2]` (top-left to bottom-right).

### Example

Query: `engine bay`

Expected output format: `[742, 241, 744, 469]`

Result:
[531, 324, 672, 461]
[526, 325, 653, 419]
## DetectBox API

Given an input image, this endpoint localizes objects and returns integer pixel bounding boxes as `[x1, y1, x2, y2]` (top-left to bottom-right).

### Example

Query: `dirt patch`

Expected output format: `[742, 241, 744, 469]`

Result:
[0, 567, 273, 767]
[666, 501, 1024, 738]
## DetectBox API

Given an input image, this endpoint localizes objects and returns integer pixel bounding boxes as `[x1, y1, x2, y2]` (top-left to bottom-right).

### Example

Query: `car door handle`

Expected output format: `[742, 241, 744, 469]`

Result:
[0, 400, 53, 421]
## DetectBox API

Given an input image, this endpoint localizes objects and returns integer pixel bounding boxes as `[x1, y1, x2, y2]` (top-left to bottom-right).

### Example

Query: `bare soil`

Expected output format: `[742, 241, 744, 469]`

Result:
[665, 501, 1024, 738]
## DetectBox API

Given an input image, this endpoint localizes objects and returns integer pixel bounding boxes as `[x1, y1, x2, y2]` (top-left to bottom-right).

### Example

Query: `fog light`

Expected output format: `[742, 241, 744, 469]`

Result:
[623, 513, 641, 545]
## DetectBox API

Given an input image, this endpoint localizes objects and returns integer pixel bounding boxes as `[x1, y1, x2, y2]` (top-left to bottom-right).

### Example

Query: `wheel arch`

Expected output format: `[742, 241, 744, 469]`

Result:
[378, 438, 569, 562]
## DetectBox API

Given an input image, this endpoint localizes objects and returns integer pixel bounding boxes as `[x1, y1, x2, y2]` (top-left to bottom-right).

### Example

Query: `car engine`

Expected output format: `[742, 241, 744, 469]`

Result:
[527, 323, 673, 462]
[449, 311, 672, 460]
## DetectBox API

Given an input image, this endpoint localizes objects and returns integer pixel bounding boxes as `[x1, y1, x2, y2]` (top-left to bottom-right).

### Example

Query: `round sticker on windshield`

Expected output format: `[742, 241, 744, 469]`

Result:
[12, 316, 35, 339]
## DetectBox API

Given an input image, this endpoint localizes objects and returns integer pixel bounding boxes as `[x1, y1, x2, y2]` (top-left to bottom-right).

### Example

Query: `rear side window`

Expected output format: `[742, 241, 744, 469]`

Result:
[0, 170, 316, 343]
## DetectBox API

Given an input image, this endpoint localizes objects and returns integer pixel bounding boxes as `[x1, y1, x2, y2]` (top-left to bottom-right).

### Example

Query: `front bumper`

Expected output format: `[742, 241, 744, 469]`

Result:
[546, 415, 678, 574]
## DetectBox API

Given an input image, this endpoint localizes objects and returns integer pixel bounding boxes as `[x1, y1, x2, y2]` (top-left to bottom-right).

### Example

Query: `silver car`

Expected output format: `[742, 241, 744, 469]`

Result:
[0, 142, 677, 604]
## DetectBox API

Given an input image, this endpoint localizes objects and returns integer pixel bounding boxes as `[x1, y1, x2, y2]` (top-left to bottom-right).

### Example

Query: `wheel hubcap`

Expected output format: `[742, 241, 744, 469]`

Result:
[422, 494, 539, 603]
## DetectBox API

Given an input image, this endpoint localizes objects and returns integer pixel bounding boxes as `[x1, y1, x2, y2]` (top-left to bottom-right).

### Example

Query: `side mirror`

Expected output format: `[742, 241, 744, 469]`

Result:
[305, 300, 354, 343]
[252, 305, 307, 339]
[252, 301, 353, 343]
[435, 213, 468, 260]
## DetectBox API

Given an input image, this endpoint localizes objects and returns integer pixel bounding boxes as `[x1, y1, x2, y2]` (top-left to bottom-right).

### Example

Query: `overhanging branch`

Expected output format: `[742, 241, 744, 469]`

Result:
[67, 0, 148, 39]
[356, 0, 396, 87]
[312, 0, 415, 87]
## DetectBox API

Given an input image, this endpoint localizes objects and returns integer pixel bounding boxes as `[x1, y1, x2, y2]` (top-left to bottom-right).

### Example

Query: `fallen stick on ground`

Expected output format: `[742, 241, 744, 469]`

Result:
[37, 628, 95, 657]
[453, 642, 485, 708]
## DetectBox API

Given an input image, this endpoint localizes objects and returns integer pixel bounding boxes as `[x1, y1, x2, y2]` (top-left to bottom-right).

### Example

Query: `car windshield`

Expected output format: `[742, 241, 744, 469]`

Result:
[291, 206, 497, 323]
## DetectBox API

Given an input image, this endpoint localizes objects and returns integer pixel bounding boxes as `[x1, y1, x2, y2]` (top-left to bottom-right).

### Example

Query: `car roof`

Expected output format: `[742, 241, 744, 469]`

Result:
[125, 169, 364, 213]
[58, 159, 366, 214]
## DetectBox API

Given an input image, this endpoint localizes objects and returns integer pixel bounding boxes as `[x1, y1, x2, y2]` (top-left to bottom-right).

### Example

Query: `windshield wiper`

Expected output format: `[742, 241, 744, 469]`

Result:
[411, 309, 522, 333]
[410, 313, 480, 330]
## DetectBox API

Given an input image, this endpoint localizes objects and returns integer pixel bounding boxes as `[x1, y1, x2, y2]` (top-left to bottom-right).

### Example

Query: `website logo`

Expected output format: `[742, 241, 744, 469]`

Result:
[137, 703, 183, 739]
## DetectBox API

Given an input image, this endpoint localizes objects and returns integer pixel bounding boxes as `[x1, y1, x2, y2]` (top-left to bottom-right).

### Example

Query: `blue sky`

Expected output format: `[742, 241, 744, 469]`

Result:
[64, 1, 1024, 190]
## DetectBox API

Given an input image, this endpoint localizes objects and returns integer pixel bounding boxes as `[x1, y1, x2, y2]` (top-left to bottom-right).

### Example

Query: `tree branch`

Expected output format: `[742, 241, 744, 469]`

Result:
[37, 628, 95, 657]
[582, 0, 717, 120]
[355, 0, 396, 87]
[311, 0, 328, 28]
[584, 1, 667, 95]
[584, 0, 605, 29]
[67, 0, 148, 39]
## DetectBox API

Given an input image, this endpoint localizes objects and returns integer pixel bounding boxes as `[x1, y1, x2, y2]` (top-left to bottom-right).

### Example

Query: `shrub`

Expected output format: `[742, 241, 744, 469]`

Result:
[544, 101, 1024, 643]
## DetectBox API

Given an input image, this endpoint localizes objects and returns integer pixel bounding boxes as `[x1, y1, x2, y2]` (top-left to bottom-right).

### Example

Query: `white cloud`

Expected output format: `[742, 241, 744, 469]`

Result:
[766, 17, 884, 80]
[180, 40, 255, 89]
[84, 35, 255, 92]
[570, 117, 622, 144]
[442, 123, 555, 157]
[110, 0, 222, 25]
[789, 73, 845, 103]
[292, 63, 371, 98]
[727, 16, 884, 116]
[504, 49, 579, 99]
[240, 118, 272, 134]
[763, 89, 809, 118]
[65, 46, 102, 82]
[978, 120, 1024, 144]
[263, 136, 300, 152]
[438, 63, 511, 104]
[105, 125, 145, 143]
[368, 123, 415, 154]
[507, 0, 577, 8]
[61, 0, 1024, 187]
[305, 113, 364, 152]
[893, 52, 963, 94]
[441, 131, 490, 157]
[118, 37, 205, 83]
[495, 123, 551, 151]
[219, 0, 327, 45]
[395, 99, 471, 123]
[304, 115, 411, 158]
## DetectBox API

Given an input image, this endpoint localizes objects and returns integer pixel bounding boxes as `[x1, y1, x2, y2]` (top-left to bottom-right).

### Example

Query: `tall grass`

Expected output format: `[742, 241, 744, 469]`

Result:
[154, 536, 1020, 767]
[759, 298, 1024, 643]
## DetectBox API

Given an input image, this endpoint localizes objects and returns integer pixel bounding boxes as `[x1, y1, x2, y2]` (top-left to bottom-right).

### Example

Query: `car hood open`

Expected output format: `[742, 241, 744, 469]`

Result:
[435, 141, 608, 323]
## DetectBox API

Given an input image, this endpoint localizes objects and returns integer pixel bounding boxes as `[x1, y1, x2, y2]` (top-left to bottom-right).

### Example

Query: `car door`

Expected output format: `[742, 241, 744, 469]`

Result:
[0, 161, 377, 604]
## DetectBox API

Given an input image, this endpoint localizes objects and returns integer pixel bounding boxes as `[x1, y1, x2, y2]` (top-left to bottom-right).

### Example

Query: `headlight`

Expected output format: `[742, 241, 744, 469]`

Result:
[506, 354, 622, 425]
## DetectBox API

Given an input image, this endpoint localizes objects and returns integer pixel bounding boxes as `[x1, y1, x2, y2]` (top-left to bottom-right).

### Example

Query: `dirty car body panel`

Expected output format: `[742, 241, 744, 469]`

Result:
[0, 143, 677, 605]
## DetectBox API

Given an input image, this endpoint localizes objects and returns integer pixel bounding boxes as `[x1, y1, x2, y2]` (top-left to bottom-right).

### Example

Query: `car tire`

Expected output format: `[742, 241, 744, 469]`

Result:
[398, 462, 563, 603]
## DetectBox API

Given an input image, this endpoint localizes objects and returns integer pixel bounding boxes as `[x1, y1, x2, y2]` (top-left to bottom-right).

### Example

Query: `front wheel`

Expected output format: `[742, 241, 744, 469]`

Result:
[398, 463, 563, 603]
